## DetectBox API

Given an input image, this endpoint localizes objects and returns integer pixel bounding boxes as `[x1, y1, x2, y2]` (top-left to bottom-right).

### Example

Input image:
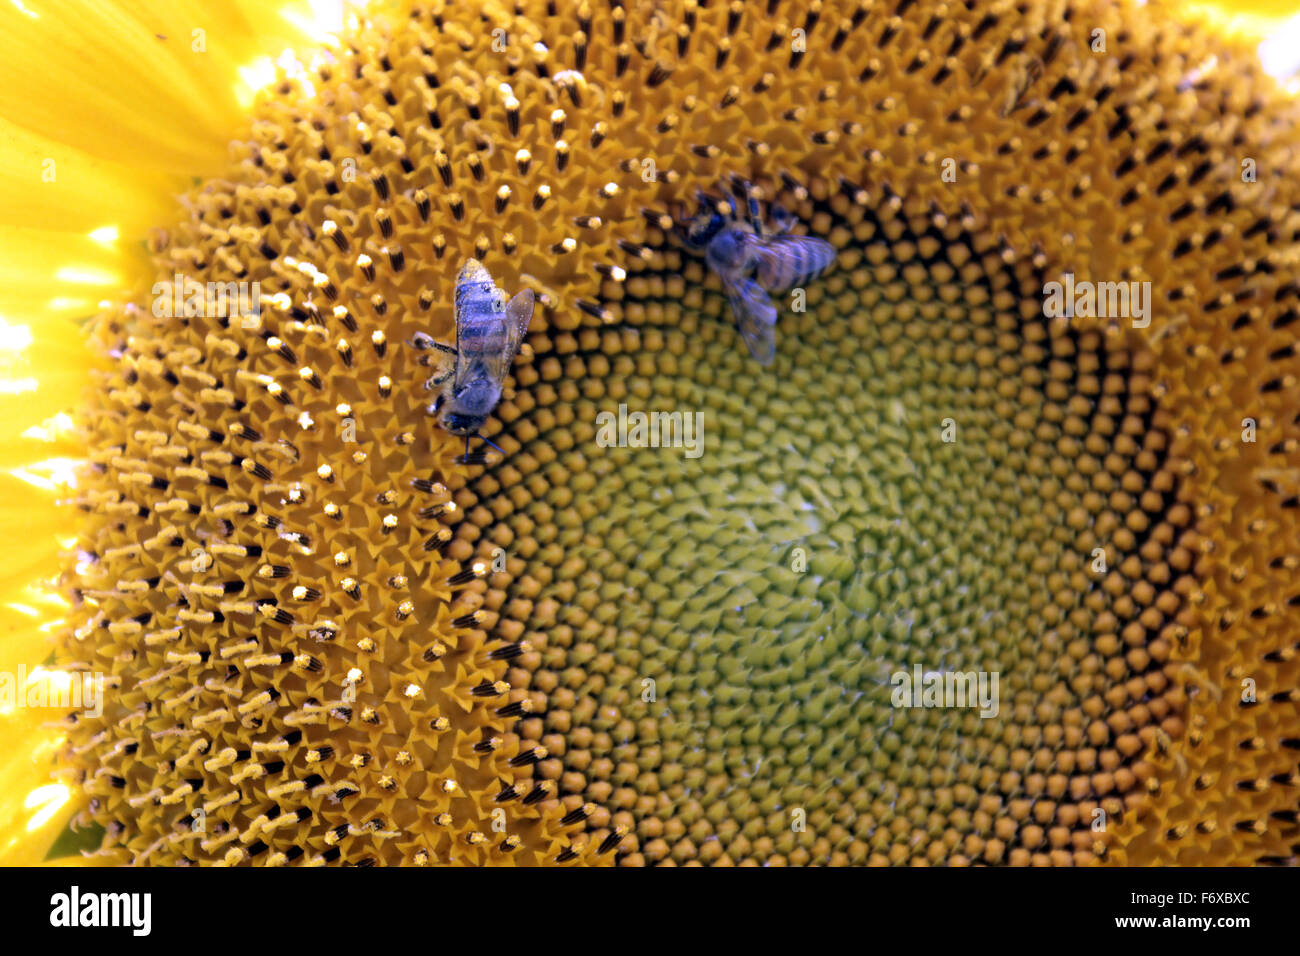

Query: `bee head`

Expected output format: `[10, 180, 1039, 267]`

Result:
[691, 212, 727, 245]
[439, 409, 486, 436]
[676, 203, 727, 249]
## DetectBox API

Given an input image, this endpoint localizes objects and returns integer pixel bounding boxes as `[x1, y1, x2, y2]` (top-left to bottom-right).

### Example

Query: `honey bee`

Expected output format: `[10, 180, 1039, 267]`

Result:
[675, 179, 836, 366]
[413, 258, 534, 461]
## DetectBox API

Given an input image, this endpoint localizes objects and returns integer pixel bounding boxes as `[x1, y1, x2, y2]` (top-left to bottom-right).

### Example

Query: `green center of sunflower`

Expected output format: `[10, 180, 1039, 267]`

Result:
[471, 194, 1191, 865]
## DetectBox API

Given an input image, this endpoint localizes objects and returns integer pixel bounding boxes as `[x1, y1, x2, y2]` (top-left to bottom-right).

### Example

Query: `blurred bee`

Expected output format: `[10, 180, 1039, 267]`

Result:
[675, 179, 836, 366]
[412, 258, 535, 462]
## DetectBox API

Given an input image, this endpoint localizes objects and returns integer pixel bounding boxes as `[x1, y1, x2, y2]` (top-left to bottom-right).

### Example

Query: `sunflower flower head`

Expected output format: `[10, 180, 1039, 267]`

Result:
[1, 0, 1298, 867]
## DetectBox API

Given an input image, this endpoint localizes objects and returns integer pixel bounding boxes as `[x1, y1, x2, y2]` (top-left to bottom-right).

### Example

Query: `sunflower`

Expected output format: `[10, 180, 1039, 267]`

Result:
[2, 0, 1298, 866]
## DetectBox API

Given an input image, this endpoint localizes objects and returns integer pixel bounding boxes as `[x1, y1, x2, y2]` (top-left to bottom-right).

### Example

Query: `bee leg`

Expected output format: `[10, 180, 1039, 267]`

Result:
[427, 369, 453, 389]
[410, 332, 457, 354]
[454, 434, 491, 466]
[478, 434, 505, 454]
[742, 184, 763, 233]
[771, 203, 795, 235]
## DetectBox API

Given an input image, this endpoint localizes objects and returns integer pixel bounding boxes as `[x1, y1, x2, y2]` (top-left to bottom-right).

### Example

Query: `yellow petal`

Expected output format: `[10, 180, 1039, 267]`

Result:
[0, 0, 347, 174]
[0, 668, 74, 865]
[0, 0, 365, 865]
[0, 0, 357, 320]
[1178, 0, 1300, 43]
[0, 118, 175, 304]
[0, 312, 85, 581]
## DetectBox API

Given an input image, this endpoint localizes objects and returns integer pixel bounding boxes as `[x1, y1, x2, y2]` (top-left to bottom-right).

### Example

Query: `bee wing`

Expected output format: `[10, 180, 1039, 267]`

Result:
[477, 287, 535, 386]
[503, 288, 535, 367]
[750, 236, 837, 293]
[726, 277, 778, 366]
[452, 295, 472, 391]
